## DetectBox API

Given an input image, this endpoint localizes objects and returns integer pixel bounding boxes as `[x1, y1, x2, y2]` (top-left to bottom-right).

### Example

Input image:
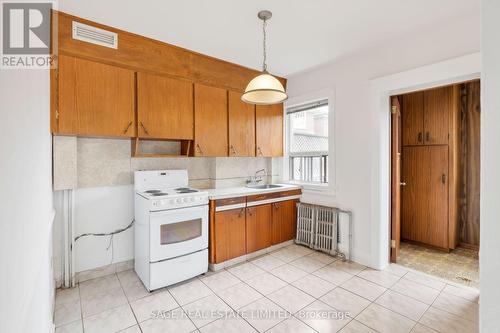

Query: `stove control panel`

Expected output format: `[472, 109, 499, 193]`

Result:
[150, 194, 209, 210]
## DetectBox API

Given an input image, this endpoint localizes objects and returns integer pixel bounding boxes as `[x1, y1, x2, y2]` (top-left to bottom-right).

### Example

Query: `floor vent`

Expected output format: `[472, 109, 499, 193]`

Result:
[72, 21, 118, 49]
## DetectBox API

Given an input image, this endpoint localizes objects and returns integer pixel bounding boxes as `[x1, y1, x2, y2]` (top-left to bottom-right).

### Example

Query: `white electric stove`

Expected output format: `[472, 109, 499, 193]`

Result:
[134, 170, 208, 291]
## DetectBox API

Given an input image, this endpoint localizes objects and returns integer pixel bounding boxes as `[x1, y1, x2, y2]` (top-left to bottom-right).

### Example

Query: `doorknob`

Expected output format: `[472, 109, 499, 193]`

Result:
[400, 182, 407, 186]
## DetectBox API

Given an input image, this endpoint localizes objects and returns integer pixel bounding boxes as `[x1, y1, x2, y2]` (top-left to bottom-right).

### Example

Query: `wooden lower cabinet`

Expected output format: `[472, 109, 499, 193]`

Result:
[271, 200, 298, 245]
[246, 204, 272, 253]
[213, 208, 246, 264]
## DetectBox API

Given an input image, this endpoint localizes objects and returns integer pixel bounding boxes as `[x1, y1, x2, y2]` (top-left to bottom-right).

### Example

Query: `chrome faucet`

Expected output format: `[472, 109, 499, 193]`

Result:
[247, 168, 266, 185]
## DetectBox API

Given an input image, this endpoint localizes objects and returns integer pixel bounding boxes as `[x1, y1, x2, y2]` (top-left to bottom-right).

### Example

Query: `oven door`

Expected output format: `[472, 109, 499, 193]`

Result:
[149, 205, 208, 262]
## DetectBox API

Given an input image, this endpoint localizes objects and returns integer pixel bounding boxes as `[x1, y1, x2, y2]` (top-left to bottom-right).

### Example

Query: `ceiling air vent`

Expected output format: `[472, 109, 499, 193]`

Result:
[72, 21, 118, 49]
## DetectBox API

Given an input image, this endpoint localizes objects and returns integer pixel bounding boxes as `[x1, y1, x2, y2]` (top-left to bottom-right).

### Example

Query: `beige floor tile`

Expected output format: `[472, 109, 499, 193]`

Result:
[182, 294, 232, 328]
[374, 290, 429, 321]
[240, 297, 289, 332]
[356, 303, 415, 333]
[287, 244, 314, 256]
[411, 323, 439, 333]
[268, 285, 315, 314]
[338, 320, 377, 333]
[200, 270, 241, 292]
[306, 251, 338, 265]
[296, 300, 352, 333]
[79, 274, 121, 299]
[292, 274, 336, 298]
[55, 287, 80, 306]
[245, 272, 288, 295]
[341, 276, 386, 301]
[267, 317, 316, 333]
[357, 269, 400, 288]
[290, 256, 327, 273]
[168, 278, 214, 305]
[80, 286, 128, 317]
[403, 272, 446, 291]
[271, 264, 309, 283]
[419, 307, 478, 333]
[216, 282, 263, 310]
[313, 265, 353, 285]
[55, 320, 83, 333]
[270, 247, 304, 262]
[320, 287, 371, 317]
[54, 297, 81, 326]
[382, 264, 409, 278]
[227, 262, 266, 281]
[330, 261, 366, 275]
[130, 290, 179, 322]
[390, 279, 439, 305]
[118, 325, 142, 333]
[83, 304, 137, 333]
[121, 279, 151, 302]
[139, 308, 196, 333]
[117, 270, 141, 287]
[199, 316, 257, 333]
[432, 292, 479, 322]
[250, 254, 286, 271]
[442, 284, 479, 302]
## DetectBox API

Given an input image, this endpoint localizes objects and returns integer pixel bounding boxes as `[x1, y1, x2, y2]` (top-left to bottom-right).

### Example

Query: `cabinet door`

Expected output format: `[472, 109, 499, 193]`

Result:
[401, 91, 424, 146]
[214, 208, 246, 263]
[424, 86, 451, 145]
[228, 91, 255, 156]
[58, 55, 135, 137]
[137, 72, 193, 139]
[194, 84, 228, 156]
[246, 204, 272, 253]
[427, 146, 449, 248]
[401, 146, 429, 243]
[271, 203, 282, 245]
[255, 104, 283, 156]
[271, 200, 298, 245]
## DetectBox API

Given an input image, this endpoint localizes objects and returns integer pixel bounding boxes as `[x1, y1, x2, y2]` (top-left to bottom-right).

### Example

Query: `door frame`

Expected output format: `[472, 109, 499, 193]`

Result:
[390, 96, 401, 263]
[370, 53, 480, 269]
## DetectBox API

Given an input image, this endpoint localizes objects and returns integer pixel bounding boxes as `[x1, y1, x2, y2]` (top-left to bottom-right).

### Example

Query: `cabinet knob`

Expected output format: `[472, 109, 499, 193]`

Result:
[417, 132, 422, 143]
[196, 144, 203, 155]
[230, 145, 237, 155]
[426, 132, 430, 142]
[257, 147, 263, 156]
[400, 182, 407, 186]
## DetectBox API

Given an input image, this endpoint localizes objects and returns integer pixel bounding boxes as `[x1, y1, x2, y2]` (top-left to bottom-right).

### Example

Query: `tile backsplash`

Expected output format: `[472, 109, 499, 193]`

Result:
[53, 136, 280, 190]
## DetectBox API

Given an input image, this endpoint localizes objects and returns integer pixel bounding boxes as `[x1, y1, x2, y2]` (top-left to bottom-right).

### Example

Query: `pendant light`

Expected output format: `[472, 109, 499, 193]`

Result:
[241, 10, 287, 105]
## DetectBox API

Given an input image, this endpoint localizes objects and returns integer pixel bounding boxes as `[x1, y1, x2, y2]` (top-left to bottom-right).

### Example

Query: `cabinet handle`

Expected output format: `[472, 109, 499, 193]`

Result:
[257, 147, 263, 156]
[441, 174, 446, 184]
[230, 145, 237, 155]
[426, 132, 430, 142]
[139, 122, 149, 135]
[196, 144, 203, 155]
[123, 121, 133, 134]
[238, 208, 244, 218]
[417, 132, 422, 143]
[247, 209, 253, 217]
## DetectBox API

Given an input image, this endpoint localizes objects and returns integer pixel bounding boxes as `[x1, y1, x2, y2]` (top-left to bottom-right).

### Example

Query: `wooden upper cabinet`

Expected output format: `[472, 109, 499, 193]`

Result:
[228, 91, 255, 156]
[255, 103, 284, 157]
[401, 91, 424, 146]
[424, 86, 451, 145]
[194, 84, 228, 156]
[137, 72, 193, 140]
[57, 55, 135, 137]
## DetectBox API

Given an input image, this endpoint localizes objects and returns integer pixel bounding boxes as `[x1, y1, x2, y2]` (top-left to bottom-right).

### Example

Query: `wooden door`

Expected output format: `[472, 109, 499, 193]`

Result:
[246, 204, 272, 253]
[137, 72, 193, 139]
[427, 146, 449, 248]
[390, 96, 402, 262]
[401, 91, 424, 146]
[194, 84, 228, 156]
[214, 208, 246, 263]
[424, 86, 451, 145]
[228, 91, 255, 156]
[255, 104, 284, 156]
[58, 55, 135, 137]
[401, 146, 429, 243]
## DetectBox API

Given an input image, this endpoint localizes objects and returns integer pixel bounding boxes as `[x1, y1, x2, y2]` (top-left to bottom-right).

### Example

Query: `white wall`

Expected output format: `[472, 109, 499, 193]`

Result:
[480, 1, 500, 331]
[286, 20, 480, 267]
[0, 70, 54, 332]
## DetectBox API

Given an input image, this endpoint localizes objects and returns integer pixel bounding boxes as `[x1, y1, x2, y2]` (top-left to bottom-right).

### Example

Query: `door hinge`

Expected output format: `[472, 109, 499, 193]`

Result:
[391, 239, 396, 248]
[391, 106, 398, 114]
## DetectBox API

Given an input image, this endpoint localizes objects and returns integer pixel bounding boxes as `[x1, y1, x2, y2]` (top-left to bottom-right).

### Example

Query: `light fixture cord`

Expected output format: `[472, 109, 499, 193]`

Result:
[262, 18, 268, 73]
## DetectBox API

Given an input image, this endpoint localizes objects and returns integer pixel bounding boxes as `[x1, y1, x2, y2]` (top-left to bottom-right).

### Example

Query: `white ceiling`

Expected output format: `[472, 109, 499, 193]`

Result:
[59, 0, 480, 77]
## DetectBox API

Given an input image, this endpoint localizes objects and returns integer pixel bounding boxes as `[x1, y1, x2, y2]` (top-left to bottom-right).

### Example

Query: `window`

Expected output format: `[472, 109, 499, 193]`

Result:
[287, 100, 329, 184]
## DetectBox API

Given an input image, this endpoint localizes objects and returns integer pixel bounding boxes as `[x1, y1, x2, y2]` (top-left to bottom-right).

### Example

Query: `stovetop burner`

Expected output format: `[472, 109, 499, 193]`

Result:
[151, 192, 168, 196]
[145, 189, 161, 193]
[177, 189, 198, 194]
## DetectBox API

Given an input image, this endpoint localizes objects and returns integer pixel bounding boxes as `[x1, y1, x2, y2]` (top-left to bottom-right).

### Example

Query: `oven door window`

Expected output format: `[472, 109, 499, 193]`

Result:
[160, 219, 202, 245]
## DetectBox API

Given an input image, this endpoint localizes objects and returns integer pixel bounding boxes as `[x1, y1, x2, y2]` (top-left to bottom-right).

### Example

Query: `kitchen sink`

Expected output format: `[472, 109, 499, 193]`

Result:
[246, 184, 283, 189]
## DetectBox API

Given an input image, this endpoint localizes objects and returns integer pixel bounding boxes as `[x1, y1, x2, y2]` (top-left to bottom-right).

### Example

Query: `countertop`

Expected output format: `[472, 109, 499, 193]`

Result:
[206, 183, 302, 200]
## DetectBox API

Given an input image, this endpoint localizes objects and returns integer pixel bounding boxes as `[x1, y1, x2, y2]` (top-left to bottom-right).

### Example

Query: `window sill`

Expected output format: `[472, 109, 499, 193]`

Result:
[286, 181, 335, 195]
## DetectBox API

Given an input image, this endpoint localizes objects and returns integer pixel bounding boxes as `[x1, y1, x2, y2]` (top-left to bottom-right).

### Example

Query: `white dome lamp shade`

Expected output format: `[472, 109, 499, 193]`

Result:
[242, 10, 287, 105]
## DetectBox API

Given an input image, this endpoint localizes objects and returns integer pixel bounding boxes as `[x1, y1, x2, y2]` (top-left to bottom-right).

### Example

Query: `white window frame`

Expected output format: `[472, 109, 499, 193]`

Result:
[283, 88, 336, 194]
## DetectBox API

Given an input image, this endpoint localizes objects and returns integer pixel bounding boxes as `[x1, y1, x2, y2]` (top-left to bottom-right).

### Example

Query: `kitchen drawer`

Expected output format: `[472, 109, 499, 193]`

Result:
[246, 192, 281, 203]
[215, 196, 246, 207]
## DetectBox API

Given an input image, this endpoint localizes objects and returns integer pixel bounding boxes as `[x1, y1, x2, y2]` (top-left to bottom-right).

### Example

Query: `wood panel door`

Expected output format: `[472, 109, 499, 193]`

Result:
[255, 104, 284, 157]
[424, 86, 451, 145]
[401, 91, 424, 146]
[246, 204, 272, 253]
[390, 96, 402, 262]
[401, 146, 429, 243]
[228, 91, 255, 156]
[58, 55, 135, 137]
[194, 84, 228, 156]
[214, 208, 246, 263]
[137, 72, 193, 139]
[427, 146, 449, 248]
